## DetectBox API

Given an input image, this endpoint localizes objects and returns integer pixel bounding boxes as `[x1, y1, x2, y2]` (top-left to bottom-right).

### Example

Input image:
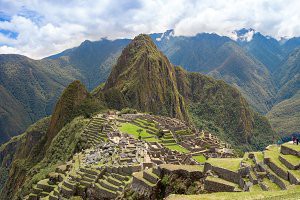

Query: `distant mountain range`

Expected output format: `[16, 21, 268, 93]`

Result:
[0, 28, 299, 144]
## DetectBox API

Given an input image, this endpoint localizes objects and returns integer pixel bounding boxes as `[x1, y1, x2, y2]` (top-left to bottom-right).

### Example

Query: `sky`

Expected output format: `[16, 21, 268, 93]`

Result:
[0, 0, 300, 59]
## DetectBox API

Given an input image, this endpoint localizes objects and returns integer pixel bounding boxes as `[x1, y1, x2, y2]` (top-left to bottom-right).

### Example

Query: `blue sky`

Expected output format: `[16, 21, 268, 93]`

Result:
[0, 0, 300, 58]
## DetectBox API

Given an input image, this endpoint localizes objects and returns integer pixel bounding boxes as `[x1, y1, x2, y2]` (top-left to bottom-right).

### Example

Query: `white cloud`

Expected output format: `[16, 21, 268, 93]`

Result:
[0, 0, 300, 58]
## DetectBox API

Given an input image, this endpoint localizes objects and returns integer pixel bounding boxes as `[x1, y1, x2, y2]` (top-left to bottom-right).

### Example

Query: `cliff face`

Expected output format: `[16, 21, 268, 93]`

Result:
[102, 34, 188, 121]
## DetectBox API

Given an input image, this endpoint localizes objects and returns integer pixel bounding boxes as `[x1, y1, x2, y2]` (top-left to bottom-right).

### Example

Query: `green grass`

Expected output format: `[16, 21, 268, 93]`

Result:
[206, 158, 242, 172]
[164, 144, 189, 153]
[192, 155, 206, 163]
[280, 154, 300, 166]
[160, 164, 204, 172]
[205, 176, 237, 187]
[167, 185, 300, 200]
[118, 123, 158, 141]
[253, 152, 264, 163]
[265, 145, 288, 170]
[282, 143, 300, 152]
[265, 145, 300, 181]
[262, 178, 281, 191]
[175, 129, 193, 135]
[249, 184, 263, 192]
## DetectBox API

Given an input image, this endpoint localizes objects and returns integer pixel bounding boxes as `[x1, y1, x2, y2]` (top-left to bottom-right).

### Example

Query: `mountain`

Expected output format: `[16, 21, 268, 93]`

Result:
[0, 54, 82, 144]
[274, 48, 300, 102]
[0, 39, 129, 145]
[267, 48, 300, 134]
[102, 34, 188, 121]
[232, 28, 284, 72]
[267, 92, 300, 135]
[153, 31, 276, 113]
[47, 38, 130, 90]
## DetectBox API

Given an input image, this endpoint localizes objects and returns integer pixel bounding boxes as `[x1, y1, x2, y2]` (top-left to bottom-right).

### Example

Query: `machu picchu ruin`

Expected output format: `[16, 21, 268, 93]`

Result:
[20, 111, 300, 200]
[0, 16, 300, 200]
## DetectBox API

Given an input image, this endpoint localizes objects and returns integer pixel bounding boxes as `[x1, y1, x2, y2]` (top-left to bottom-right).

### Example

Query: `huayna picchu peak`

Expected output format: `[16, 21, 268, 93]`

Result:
[0, 33, 293, 200]
[102, 34, 188, 121]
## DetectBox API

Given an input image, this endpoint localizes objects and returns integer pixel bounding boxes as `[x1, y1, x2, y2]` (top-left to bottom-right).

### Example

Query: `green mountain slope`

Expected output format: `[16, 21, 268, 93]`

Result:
[267, 92, 300, 134]
[0, 54, 82, 144]
[153, 33, 276, 114]
[47, 38, 130, 89]
[266, 48, 300, 134]
[208, 42, 276, 113]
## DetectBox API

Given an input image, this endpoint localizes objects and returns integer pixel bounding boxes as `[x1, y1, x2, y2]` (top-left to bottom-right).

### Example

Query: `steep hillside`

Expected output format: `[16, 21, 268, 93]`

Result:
[102, 34, 188, 121]
[175, 67, 276, 150]
[47, 38, 130, 89]
[0, 54, 82, 144]
[155, 32, 232, 73]
[208, 42, 276, 113]
[274, 48, 300, 102]
[46, 80, 88, 144]
[267, 48, 300, 134]
[0, 117, 51, 199]
[234, 29, 284, 72]
[267, 92, 300, 135]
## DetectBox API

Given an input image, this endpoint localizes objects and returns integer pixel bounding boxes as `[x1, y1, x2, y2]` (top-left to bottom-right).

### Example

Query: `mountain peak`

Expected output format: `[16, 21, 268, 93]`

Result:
[102, 34, 188, 120]
[231, 28, 256, 42]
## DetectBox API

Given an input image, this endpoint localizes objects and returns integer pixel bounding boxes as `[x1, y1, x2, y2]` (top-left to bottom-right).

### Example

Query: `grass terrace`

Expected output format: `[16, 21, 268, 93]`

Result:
[206, 158, 242, 172]
[167, 185, 300, 200]
[205, 176, 238, 188]
[253, 152, 264, 163]
[160, 164, 204, 172]
[164, 144, 189, 153]
[175, 129, 193, 135]
[282, 143, 300, 152]
[280, 154, 300, 166]
[118, 123, 158, 142]
[265, 145, 288, 170]
[119, 122, 190, 153]
[192, 155, 206, 163]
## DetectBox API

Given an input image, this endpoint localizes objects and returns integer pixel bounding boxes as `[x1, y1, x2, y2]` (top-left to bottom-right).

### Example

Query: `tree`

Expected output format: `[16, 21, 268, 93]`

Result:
[137, 129, 143, 140]
[158, 129, 164, 138]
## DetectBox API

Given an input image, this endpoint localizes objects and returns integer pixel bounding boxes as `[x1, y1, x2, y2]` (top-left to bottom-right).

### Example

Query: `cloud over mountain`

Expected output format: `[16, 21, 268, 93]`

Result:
[1, 0, 300, 58]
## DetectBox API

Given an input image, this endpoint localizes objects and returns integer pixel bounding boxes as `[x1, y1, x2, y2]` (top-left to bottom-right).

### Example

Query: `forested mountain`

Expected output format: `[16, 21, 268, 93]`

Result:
[0, 54, 82, 143]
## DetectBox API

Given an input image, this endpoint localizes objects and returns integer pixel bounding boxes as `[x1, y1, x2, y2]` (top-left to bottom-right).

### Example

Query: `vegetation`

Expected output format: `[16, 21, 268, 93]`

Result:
[192, 155, 206, 163]
[167, 185, 300, 200]
[119, 123, 158, 141]
[164, 144, 189, 153]
[206, 158, 242, 172]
